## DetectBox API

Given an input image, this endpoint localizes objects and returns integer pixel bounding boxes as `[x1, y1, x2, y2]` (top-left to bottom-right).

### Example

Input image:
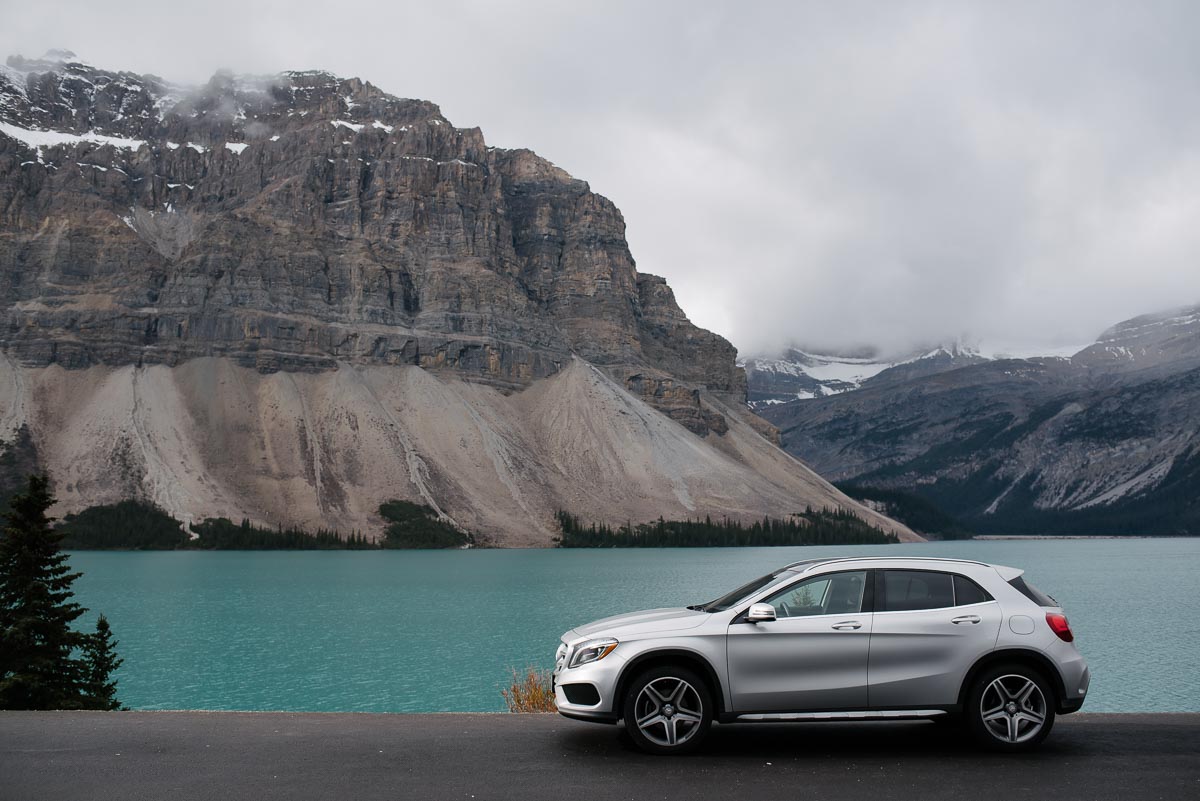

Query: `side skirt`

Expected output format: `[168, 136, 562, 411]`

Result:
[727, 709, 951, 723]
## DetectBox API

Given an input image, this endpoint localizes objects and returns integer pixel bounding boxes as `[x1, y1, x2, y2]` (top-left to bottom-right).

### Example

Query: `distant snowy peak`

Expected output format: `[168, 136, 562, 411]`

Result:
[745, 303, 1200, 410]
[742, 342, 987, 409]
[1074, 303, 1200, 375]
[1096, 304, 1200, 345]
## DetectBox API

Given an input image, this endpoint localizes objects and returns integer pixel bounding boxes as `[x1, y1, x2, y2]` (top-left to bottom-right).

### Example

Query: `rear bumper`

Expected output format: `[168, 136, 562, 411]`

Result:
[1058, 695, 1086, 714]
[1057, 664, 1090, 714]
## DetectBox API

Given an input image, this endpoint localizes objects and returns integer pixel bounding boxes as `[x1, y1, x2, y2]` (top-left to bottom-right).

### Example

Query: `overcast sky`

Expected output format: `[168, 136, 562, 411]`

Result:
[4, 1, 1199, 357]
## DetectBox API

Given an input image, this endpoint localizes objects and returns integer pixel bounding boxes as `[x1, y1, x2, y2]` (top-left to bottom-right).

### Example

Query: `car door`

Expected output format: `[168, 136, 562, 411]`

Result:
[727, 570, 872, 713]
[868, 570, 1002, 708]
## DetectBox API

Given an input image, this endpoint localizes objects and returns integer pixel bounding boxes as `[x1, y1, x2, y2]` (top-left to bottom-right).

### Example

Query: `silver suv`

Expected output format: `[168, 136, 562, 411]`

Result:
[553, 557, 1089, 754]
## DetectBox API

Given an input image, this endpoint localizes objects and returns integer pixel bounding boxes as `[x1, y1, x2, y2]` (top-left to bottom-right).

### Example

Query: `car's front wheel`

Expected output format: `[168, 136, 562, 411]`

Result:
[966, 664, 1056, 750]
[621, 666, 713, 755]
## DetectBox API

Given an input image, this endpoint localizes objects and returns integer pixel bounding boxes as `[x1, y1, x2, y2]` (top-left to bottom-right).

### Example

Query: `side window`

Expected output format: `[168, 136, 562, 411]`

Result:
[763, 571, 867, 618]
[881, 570, 954, 612]
[953, 575, 994, 606]
[1007, 576, 1057, 607]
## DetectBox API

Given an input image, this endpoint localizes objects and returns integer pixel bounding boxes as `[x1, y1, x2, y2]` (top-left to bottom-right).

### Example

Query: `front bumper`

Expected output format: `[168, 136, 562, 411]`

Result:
[556, 706, 619, 724]
[552, 637, 626, 723]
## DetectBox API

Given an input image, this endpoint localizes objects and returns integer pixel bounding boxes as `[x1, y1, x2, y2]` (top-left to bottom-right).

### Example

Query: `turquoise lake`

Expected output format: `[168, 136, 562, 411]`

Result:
[68, 538, 1200, 713]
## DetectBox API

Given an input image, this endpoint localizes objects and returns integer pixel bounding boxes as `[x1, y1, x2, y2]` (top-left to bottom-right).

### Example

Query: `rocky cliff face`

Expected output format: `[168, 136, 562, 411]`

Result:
[762, 305, 1200, 535]
[0, 52, 914, 543]
[0, 55, 726, 397]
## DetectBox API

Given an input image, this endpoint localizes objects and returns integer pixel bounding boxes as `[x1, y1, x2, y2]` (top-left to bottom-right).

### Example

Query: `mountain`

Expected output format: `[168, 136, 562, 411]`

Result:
[761, 304, 1200, 535]
[742, 342, 988, 409]
[1072, 306, 1200, 378]
[0, 52, 915, 545]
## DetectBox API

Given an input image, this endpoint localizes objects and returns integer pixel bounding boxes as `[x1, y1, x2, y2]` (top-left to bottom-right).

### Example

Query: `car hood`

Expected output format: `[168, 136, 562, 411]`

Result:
[568, 607, 708, 641]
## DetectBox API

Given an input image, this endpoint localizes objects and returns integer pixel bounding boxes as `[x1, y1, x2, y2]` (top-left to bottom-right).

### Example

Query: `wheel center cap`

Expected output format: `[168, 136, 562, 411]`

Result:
[662, 704, 675, 717]
[1006, 702, 1018, 715]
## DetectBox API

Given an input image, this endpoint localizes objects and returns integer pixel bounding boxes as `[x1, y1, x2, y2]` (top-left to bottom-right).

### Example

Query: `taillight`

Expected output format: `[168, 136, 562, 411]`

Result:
[1046, 612, 1074, 642]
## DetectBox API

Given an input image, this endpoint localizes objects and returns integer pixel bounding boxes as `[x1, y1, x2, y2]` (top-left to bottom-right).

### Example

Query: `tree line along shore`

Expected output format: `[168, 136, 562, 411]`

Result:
[54, 498, 469, 550]
[44, 494, 904, 550]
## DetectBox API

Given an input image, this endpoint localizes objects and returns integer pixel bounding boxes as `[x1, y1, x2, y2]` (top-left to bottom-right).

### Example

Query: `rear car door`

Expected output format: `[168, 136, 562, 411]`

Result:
[868, 569, 1002, 708]
[727, 570, 872, 712]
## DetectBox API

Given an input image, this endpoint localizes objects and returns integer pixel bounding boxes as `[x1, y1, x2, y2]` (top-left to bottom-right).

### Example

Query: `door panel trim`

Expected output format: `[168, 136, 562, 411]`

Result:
[871, 600, 1000, 617]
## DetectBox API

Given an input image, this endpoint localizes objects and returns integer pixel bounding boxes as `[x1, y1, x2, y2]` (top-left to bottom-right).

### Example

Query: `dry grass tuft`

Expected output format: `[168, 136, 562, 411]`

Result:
[501, 666, 557, 713]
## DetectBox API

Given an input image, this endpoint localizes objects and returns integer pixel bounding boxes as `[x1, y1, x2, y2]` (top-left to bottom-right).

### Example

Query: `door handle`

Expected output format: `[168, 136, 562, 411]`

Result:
[831, 621, 862, 630]
[951, 615, 981, 625]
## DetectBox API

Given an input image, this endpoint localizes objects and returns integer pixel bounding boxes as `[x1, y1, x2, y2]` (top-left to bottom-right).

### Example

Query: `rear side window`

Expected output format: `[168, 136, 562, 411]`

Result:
[953, 575, 994, 606]
[880, 570, 954, 611]
[1008, 576, 1058, 607]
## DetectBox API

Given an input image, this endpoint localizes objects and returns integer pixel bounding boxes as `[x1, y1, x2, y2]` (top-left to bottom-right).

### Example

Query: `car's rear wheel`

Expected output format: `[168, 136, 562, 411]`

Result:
[966, 664, 1056, 750]
[621, 666, 713, 755]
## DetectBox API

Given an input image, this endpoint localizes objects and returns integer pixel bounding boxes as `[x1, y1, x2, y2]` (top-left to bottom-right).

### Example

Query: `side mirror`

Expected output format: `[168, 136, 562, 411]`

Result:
[747, 603, 777, 623]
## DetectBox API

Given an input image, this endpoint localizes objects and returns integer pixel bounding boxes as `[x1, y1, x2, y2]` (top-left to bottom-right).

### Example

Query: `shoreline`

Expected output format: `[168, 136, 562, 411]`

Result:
[969, 534, 1197, 540]
[63, 533, 1200, 552]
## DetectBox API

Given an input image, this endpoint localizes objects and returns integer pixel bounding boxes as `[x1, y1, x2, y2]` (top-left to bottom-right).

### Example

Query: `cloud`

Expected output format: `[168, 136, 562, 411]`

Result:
[4, 0, 1199, 356]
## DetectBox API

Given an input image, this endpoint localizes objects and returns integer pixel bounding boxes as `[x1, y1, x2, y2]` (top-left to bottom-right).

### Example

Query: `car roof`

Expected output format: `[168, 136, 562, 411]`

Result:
[784, 556, 1020, 578]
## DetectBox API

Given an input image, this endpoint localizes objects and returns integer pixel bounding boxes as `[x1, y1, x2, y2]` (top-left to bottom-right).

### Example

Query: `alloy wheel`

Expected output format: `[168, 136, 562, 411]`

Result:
[633, 676, 705, 747]
[979, 673, 1048, 744]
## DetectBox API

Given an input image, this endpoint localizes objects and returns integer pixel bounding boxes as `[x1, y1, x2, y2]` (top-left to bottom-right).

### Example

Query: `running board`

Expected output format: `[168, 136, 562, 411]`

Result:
[736, 710, 948, 721]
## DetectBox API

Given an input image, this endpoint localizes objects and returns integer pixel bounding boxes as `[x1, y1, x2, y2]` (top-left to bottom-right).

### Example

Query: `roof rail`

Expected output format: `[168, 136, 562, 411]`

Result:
[785, 556, 992, 572]
[781, 558, 830, 570]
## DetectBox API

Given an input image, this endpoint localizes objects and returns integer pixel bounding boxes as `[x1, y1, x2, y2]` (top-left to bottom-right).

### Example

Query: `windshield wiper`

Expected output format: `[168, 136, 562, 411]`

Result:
[686, 604, 707, 612]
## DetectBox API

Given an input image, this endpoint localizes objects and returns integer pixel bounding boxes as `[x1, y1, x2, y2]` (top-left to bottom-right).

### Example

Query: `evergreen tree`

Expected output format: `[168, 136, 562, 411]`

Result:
[0, 475, 88, 709]
[80, 615, 123, 710]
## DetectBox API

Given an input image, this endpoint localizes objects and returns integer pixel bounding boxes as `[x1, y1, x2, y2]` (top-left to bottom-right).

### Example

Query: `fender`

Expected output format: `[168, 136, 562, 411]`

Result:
[613, 648, 727, 719]
[958, 647, 1069, 713]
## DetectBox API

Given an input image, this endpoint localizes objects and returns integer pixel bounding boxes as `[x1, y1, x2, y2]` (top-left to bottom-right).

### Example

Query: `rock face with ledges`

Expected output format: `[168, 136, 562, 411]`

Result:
[0, 52, 917, 544]
[0, 54, 724, 401]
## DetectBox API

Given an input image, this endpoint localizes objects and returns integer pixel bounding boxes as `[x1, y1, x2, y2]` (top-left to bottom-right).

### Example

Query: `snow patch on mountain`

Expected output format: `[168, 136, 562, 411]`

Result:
[749, 353, 895, 383]
[742, 342, 988, 409]
[0, 121, 146, 152]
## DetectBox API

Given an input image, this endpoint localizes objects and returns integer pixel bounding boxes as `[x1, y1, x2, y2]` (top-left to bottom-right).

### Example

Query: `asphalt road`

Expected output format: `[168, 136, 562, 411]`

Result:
[1, 712, 1197, 801]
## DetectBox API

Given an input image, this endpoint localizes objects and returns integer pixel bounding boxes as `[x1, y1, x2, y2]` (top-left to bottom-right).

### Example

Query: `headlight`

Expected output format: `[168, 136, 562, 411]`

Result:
[555, 642, 567, 670]
[568, 638, 618, 669]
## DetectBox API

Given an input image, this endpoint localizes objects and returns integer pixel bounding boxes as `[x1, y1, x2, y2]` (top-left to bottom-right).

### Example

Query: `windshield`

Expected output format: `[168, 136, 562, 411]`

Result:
[693, 570, 796, 613]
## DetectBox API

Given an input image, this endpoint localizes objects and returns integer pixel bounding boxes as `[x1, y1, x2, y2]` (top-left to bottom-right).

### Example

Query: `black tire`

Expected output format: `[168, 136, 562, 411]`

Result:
[966, 663, 1056, 751]
[621, 666, 713, 755]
